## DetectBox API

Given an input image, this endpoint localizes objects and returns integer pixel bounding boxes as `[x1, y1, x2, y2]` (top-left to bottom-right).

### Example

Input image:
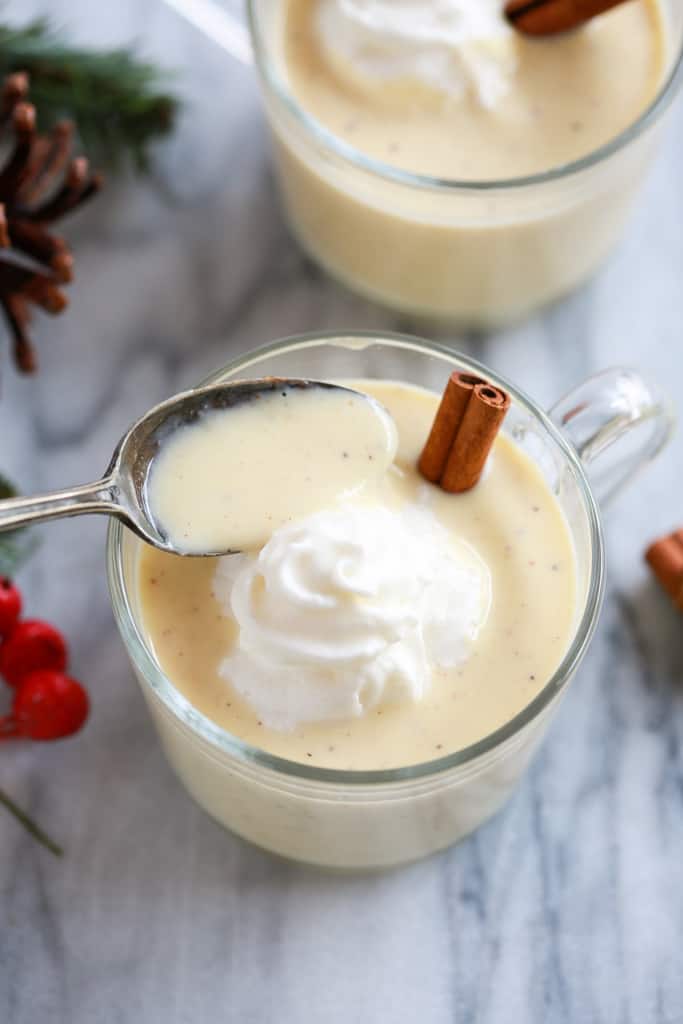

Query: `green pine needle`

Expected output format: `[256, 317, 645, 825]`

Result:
[0, 474, 38, 578]
[0, 17, 179, 171]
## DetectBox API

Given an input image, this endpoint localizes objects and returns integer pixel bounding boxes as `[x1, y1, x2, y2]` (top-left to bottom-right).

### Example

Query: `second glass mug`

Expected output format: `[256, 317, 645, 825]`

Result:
[239, 0, 683, 326]
[107, 332, 673, 870]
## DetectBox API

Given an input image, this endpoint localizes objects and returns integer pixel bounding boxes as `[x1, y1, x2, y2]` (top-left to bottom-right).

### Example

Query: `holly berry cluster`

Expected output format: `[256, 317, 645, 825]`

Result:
[0, 577, 88, 740]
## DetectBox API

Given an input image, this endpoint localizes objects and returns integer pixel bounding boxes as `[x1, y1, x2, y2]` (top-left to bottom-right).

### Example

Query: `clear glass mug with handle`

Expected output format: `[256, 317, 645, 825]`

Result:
[164, 0, 683, 325]
[107, 332, 674, 870]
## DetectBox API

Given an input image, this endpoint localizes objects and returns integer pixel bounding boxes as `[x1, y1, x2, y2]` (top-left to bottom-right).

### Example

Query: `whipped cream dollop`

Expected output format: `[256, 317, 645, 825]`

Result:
[316, 0, 517, 109]
[213, 502, 490, 732]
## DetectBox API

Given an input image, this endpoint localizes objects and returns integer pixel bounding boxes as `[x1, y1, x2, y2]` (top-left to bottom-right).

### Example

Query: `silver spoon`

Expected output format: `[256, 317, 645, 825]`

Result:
[0, 378, 391, 557]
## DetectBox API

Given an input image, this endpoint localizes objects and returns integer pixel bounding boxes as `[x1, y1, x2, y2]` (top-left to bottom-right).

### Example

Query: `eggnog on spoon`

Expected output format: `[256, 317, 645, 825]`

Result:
[248, 0, 680, 322]
[146, 380, 397, 553]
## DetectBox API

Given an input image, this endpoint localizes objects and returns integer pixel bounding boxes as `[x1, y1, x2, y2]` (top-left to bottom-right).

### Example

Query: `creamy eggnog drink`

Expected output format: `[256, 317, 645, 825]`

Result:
[137, 379, 577, 772]
[249, 0, 677, 321]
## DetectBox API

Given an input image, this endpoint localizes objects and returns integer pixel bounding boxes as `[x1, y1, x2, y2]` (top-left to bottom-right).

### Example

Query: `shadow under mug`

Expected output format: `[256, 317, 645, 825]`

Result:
[107, 332, 674, 870]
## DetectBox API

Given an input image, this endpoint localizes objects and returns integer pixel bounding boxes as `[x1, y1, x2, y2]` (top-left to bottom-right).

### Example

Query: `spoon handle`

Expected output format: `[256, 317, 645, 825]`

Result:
[0, 477, 119, 532]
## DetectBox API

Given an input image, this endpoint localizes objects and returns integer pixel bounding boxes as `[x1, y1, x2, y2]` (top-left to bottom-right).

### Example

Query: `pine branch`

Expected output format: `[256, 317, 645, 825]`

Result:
[0, 18, 179, 172]
[0, 474, 38, 576]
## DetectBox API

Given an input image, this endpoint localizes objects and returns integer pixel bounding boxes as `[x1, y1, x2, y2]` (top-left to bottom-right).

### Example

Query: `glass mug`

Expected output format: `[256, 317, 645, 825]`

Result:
[191, 0, 683, 325]
[107, 332, 673, 870]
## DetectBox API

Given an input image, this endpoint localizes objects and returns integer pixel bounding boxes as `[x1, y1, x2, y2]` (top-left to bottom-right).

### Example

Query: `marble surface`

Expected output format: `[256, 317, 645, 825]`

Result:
[2, 1, 683, 1021]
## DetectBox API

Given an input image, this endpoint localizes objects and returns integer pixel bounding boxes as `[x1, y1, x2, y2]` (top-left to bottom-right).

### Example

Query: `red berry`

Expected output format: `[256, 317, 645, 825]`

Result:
[0, 670, 89, 741]
[0, 620, 67, 688]
[0, 578, 21, 638]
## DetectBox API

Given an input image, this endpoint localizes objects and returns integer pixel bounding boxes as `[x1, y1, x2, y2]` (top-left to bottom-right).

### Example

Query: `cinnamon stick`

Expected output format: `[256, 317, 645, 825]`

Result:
[441, 383, 511, 493]
[645, 529, 683, 612]
[418, 373, 510, 493]
[505, 0, 629, 36]
[418, 372, 482, 482]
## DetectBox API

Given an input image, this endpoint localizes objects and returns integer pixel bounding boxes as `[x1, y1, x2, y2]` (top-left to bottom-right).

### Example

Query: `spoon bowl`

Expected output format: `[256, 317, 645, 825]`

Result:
[0, 377, 396, 557]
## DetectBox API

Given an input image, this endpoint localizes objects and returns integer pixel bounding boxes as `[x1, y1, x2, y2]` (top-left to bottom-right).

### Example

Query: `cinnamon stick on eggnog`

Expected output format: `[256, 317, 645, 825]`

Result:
[505, 0, 629, 35]
[418, 372, 481, 482]
[418, 372, 510, 493]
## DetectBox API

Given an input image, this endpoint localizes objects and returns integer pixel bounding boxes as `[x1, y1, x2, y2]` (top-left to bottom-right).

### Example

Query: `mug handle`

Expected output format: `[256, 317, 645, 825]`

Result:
[547, 368, 676, 506]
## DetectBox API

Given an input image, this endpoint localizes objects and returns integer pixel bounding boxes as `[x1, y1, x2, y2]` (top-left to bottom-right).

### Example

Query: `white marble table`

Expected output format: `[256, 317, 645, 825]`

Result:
[1, 2, 683, 1021]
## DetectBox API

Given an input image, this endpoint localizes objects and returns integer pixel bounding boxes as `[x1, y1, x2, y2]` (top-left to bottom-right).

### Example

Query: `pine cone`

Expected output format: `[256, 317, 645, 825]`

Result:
[0, 72, 102, 374]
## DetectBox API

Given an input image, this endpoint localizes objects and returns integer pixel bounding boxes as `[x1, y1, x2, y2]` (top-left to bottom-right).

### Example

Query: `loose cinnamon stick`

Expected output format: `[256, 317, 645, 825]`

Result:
[645, 529, 683, 611]
[441, 383, 511, 493]
[418, 372, 483, 482]
[418, 373, 510, 493]
[505, 0, 629, 36]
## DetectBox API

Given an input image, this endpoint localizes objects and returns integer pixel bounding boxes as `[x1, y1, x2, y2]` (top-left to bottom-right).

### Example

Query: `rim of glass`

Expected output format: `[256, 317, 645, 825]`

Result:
[107, 330, 605, 785]
[247, 0, 683, 192]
